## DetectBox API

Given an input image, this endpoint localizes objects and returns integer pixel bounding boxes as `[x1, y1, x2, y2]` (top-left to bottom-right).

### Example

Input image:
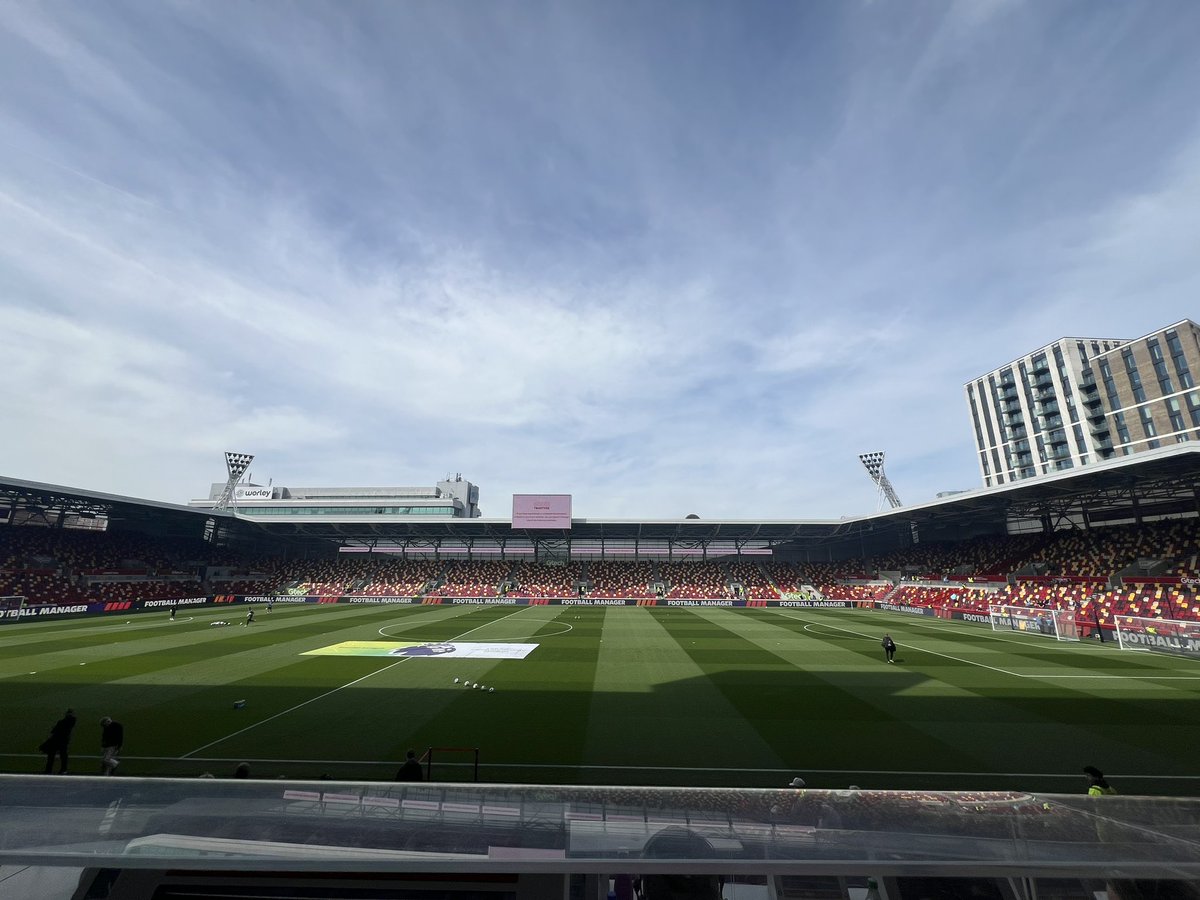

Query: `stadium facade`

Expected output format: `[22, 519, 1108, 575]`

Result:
[188, 474, 482, 521]
[966, 319, 1200, 487]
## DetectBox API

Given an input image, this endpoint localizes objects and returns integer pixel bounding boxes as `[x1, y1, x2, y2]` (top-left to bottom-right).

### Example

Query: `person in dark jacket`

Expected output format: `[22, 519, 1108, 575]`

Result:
[100, 717, 124, 775]
[882, 634, 897, 663]
[395, 749, 424, 781]
[41, 709, 76, 774]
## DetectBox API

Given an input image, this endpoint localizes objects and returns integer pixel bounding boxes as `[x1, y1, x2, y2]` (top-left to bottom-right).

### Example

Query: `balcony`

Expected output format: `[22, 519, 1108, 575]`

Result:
[1047, 432, 1069, 446]
[1031, 359, 1051, 375]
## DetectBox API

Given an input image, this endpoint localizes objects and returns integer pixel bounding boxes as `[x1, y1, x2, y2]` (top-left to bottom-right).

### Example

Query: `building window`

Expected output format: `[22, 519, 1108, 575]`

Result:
[1100, 360, 1121, 411]
[1137, 408, 1156, 439]
[1123, 349, 1147, 402]
[968, 389, 984, 446]
[1149, 341, 1175, 393]
[1167, 398, 1186, 433]
[1114, 412, 1131, 451]
[1187, 391, 1200, 428]
[1167, 331, 1194, 388]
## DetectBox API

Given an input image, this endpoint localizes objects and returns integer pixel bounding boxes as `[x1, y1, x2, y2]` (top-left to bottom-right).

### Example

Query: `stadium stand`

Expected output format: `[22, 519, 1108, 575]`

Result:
[587, 560, 655, 598]
[872, 534, 1043, 581]
[428, 560, 511, 598]
[885, 584, 997, 612]
[725, 559, 777, 599]
[356, 559, 442, 596]
[6, 514, 1200, 625]
[508, 561, 585, 598]
[661, 561, 729, 599]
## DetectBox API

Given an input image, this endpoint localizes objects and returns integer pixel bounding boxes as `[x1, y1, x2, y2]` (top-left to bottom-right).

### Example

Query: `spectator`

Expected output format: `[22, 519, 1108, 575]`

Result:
[395, 749, 424, 781]
[1084, 765, 1117, 796]
[40, 708, 76, 775]
[100, 716, 124, 775]
[233, 762, 251, 779]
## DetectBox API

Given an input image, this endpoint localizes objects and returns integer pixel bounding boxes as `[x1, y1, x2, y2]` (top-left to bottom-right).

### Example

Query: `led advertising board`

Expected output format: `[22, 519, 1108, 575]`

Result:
[512, 494, 572, 529]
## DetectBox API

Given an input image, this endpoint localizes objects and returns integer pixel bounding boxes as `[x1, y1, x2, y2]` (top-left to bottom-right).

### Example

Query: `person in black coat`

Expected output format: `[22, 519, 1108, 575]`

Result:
[100, 717, 124, 775]
[395, 749, 424, 781]
[882, 634, 897, 663]
[41, 709, 76, 774]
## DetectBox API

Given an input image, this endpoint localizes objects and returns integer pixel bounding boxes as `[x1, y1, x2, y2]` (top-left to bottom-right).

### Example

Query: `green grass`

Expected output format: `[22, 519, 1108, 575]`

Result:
[3, 603, 1199, 794]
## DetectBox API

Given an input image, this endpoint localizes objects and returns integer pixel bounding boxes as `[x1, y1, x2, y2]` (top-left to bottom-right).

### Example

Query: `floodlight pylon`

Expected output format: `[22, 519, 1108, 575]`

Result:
[858, 451, 903, 511]
[213, 451, 255, 511]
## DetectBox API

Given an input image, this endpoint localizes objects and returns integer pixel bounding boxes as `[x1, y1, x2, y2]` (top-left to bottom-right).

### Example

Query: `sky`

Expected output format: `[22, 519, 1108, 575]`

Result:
[2, 0, 1200, 520]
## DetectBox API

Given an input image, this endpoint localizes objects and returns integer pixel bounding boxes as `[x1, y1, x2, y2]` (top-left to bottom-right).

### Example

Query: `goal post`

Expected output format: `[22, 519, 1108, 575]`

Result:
[988, 604, 1080, 642]
[0, 596, 26, 622]
[1114, 615, 1200, 659]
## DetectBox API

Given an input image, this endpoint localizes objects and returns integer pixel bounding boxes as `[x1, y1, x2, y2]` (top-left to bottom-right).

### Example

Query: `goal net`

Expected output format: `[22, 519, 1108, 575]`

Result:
[1114, 615, 1200, 659]
[988, 604, 1080, 641]
[0, 596, 26, 622]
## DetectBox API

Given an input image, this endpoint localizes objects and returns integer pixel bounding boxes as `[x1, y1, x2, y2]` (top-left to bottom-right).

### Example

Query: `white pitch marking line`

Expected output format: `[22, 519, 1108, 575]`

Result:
[378, 618, 573, 641]
[794, 610, 1200, 680]
[180, 605, 535, 759]
[899, 616, 1200, 672]
[859, 610, 1200, 678]
[777, 611, 1025, 677]
[0, 614, 200, 643]
[803, 622, 873, 640]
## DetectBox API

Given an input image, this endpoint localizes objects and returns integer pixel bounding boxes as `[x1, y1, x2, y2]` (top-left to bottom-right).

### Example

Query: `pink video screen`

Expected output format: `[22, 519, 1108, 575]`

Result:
[512, 494, 572, 529]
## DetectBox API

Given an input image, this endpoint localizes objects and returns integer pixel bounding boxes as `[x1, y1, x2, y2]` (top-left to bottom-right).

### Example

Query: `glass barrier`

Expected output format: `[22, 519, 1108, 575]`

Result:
[2, 775, 1199, 878]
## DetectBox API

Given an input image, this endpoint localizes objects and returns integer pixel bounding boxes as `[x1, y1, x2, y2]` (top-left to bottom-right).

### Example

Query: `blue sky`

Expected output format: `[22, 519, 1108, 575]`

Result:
[2, 0, 1199, 518]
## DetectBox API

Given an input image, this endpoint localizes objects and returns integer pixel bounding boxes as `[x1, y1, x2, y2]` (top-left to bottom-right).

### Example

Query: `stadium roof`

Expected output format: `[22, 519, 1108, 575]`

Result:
[0, 475, 230, 527]
[3, 444, 1200, 552]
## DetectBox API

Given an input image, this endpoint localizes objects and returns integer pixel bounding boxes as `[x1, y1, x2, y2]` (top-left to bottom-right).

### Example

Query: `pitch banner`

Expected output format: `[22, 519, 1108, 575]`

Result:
[303, 640, 539, 659]
[877, 602, 937, 617]
[776, 599, 855, 608]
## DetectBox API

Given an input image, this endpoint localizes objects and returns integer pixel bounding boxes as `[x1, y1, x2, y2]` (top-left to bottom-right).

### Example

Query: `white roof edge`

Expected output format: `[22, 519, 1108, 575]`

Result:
[1092, 318, 1200, 357]
[962, 335, 1132, 387]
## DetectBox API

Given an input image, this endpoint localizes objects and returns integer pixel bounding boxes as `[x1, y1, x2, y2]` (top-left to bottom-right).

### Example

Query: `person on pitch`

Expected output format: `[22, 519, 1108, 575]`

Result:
[881, 633, 897, 664]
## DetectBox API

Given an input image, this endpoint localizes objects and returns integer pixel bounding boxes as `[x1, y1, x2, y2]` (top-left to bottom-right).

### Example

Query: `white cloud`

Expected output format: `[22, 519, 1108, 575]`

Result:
[1, 1, 1198, 519]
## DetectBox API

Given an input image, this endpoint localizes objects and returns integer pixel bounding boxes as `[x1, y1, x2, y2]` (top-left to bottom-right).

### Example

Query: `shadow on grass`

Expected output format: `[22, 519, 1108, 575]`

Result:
[3, 663, 1199, 795]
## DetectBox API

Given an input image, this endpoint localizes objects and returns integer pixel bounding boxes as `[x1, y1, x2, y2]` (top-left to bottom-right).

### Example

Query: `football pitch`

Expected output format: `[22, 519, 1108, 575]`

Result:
[3, 602, 1199, 794]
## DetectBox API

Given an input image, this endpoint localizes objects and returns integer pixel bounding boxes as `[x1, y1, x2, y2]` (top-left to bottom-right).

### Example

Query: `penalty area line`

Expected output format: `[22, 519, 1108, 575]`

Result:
[775, 610, 1024, 677]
